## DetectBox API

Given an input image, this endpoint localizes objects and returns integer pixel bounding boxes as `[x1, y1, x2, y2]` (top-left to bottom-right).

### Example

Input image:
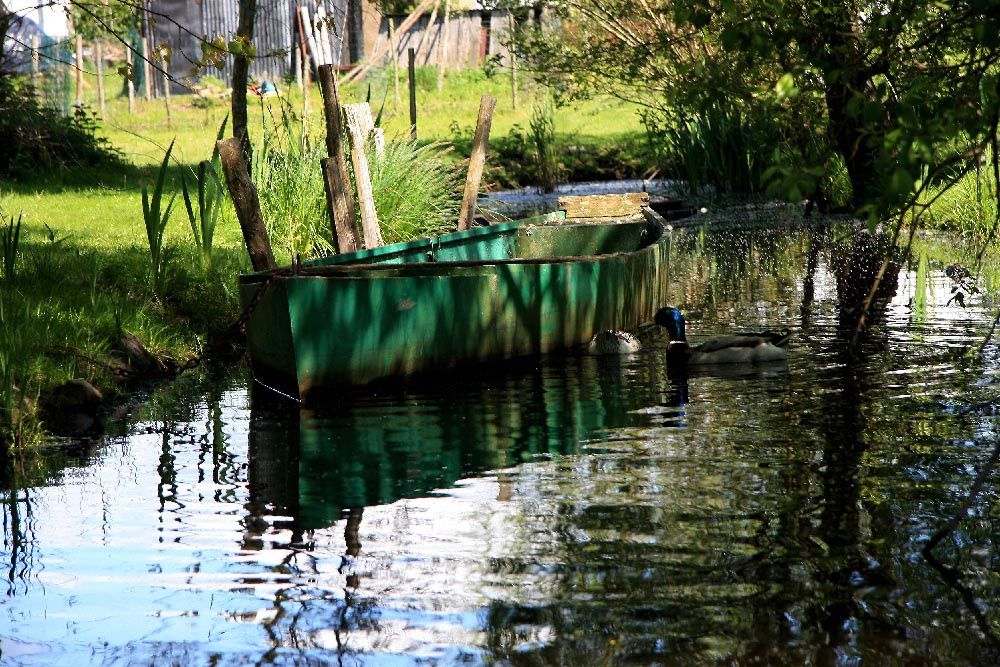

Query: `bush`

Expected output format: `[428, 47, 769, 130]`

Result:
[0, 75, 123, 178]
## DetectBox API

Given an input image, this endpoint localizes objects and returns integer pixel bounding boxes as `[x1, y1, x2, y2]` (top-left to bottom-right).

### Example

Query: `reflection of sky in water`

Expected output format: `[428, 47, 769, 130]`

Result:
[3, 223, 1000, 665]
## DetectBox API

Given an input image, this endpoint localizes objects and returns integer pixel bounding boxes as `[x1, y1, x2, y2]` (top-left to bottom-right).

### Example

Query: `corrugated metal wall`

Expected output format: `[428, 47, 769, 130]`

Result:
[151, 0, 323, 93]
[149, 1, 513, 93]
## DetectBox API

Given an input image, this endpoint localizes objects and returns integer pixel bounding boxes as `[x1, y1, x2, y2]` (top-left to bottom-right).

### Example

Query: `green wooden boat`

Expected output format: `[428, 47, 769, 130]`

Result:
[239, 204, 687, 397]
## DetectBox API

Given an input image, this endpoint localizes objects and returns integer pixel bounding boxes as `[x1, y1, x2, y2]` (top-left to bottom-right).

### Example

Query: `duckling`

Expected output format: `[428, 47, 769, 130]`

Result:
[588, 330, 641, 355]
[654, 307, 790, 364]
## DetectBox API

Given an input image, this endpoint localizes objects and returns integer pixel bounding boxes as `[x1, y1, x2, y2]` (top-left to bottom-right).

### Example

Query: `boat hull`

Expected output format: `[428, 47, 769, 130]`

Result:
[240, 207, 678, 396]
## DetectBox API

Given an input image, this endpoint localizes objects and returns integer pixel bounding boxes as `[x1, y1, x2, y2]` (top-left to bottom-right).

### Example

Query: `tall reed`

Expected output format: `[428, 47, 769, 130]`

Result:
[141, 140, 177, 297]
[181, 117, 228, 270]
[529, 95, 560, 193]
[648, 104, 770, 197]
[0, 209, 23, 281]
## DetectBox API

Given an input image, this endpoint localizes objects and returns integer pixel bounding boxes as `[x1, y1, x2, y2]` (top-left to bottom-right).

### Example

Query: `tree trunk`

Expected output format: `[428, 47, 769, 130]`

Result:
[824, 77, 880, 211]
[232, 0, 257, 165]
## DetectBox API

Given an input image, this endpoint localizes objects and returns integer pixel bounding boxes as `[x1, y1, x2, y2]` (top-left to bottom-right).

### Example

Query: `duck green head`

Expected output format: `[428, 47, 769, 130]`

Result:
[654, 307, 687, 342]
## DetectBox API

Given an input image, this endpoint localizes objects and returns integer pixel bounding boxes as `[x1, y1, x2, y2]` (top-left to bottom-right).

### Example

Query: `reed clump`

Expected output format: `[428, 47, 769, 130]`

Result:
[250, 99, 464, 260]
[368, 139, 462, 245]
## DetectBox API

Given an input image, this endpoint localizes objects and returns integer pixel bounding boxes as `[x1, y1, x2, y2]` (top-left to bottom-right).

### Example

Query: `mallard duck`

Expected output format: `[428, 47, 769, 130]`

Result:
[588, 330, 641, 355]
[654, 307, 790, 364]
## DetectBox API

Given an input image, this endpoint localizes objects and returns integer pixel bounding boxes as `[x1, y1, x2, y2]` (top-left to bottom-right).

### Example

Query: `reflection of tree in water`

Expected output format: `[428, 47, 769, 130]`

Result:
[482, 220, 1000, 663]
[830, 228, 903, 338]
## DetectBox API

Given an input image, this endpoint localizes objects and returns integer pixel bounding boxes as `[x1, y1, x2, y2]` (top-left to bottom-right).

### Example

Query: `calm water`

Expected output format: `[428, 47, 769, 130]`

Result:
[3, 215, 1000, 665]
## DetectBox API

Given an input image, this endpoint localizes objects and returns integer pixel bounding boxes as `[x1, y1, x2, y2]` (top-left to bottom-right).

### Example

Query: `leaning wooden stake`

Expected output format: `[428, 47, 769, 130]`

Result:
[408, 48, 417, 140]
[317, 64, 359, 253]
[343, 103, 384, 248]
[457, 95, 497, 231]
[388, 18, 401, 104]
[217, 138, 277, 271]
[340, 0, 434, 85]
[30, 35, 39, 84]
[415, 1, 438, 62]
[436, 0, 450, 92]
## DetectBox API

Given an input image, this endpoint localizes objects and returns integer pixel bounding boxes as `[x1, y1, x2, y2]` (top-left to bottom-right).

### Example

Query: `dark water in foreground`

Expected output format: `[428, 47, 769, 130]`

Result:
[3, 217, 1000, 665]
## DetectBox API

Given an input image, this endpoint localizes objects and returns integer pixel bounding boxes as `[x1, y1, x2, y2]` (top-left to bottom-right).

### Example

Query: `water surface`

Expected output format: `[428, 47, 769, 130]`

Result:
[3, 213, 1000, 665]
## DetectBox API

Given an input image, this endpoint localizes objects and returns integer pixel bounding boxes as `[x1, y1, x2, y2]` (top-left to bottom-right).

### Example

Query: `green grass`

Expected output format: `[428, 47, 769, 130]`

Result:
[924, 156, 999, 244]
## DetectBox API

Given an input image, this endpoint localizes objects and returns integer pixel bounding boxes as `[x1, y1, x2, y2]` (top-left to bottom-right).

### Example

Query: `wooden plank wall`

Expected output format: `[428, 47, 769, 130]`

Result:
[376, 9, 512, 70]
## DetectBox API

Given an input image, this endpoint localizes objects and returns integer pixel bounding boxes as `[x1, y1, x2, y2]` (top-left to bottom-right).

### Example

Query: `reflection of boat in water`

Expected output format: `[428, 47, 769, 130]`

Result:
[247, 356, 677, 532]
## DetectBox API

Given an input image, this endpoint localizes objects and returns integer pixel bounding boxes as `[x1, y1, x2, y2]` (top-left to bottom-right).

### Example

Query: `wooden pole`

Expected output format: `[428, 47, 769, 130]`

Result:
[457, 94, 497, 231]
[295, 42, 303, 89]
[408, 47, 417, 140]
[125, 45, 135, 113]
[508, 13, 518, 110]
[436, 0, 450, 92]
[31, 35, 39, 84]
[317, 64, 359, 253]
[343, 103, 384, 249]
[217, 138, 277, 271]
[96, 40, 106, 113]
[296, 6, 312, 123]
[163, 70, 172, 127]
[296, 6, 312, 75]
[141, 36, 152, 99]
[75, 33, 84, 106]
[388, 17, 400, 105]
[300, 6, 320, 67]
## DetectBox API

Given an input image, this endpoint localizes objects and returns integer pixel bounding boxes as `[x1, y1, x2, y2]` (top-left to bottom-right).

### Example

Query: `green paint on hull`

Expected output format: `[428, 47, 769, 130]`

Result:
[240, 207, 682, 396]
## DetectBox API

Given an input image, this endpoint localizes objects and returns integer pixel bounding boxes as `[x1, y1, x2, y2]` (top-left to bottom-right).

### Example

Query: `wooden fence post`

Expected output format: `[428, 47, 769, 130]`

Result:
[163, 70, 172, 127]
[508, 13, 518, 110]
[75, 34, 84, 106]
[457, 94, 497, 230]
[317, 64, 359, 253]
[95, 40, 106, 112]
[31, 35, 39, 84]
[217, 138, 277, 271]
[408, 47, 417, 140]
[125, 45, 135, 113]
[141, 36, 152, 99]
[343, 103, 384, 249]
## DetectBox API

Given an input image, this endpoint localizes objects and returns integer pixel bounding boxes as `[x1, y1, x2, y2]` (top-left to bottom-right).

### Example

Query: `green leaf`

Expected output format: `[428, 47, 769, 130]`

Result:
[890, 167, 913, 195]
[774, 73, 799, 103]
